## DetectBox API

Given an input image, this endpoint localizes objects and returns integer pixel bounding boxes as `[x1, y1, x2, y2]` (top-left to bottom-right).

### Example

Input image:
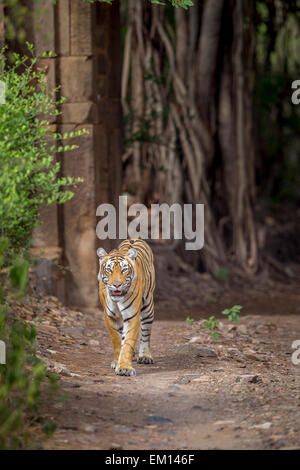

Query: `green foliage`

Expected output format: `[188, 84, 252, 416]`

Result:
[151, 0, 194, 7]
[202, 316, 219, 340]
[214, 267, 229, 281]
[185, 316, 194, 324]
[1, 0, 29, 43]
[0, 0, 194, 42]
[0, 238, 59, 449]
[222, 305, 242, 323]
[201, 306, 243, 341]
[0, 44, 85, 250]
[9, 258, 29, 295]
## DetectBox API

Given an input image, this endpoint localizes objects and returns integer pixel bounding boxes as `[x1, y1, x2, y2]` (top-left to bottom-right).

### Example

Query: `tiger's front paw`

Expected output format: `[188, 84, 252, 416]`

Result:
[137, 355, 154, 364]
[115, 366, 136, 376]
[111, 360, 118, 370]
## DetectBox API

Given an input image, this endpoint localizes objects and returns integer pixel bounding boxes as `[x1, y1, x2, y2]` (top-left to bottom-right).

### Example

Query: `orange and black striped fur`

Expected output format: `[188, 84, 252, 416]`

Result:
[97, 239, 155, 376]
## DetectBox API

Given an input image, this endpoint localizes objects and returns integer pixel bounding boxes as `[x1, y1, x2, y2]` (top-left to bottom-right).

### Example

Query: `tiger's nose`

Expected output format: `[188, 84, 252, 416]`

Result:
[113, 282, 122, 288]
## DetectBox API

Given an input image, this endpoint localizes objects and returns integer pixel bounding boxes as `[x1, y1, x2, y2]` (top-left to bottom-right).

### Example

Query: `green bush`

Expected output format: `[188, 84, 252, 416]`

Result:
[0, 43, 85, 448]
[0, 238, 59, 449]
[0, 43, 85, 251]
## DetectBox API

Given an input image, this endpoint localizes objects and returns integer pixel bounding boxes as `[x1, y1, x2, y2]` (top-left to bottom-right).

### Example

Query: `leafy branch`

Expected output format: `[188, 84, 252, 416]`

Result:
[201, 306, 243, 341]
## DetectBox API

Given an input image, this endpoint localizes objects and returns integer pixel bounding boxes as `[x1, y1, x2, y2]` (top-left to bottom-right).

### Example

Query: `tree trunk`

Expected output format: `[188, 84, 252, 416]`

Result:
[122, 0, 258, 275]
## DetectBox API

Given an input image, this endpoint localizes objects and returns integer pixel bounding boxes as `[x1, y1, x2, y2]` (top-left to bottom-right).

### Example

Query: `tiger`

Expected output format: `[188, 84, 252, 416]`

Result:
[97, 239, 155, 376]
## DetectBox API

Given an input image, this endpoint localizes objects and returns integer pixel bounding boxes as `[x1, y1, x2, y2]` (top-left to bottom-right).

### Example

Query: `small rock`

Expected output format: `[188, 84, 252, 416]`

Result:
[110, 443, 123, 450]
[89, 339, 100, 347]
[214, 420, 235, 427]
[52, 362, 72, 377]
[46, 349, 57, 355]
[189, 336, 205, 344]
[196, 348, 217, 357]
[237, 324, 248, 335]
[60, 327, 84, 339]
[176, 344, 217, 357]
[227, 325, 237, 332]
[192, 405, 212, 411]
[114, 426, 134, 432]
[82, 424, 96, 433]
[144, 415, 173, 424]
[236, 374, 259, 384]
[51, 361, 81, 378]
[252, 422, 272, 430]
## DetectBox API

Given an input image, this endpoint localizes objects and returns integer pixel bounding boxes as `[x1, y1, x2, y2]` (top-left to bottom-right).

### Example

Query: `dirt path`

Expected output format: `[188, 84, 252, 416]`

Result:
[26, 291, 300, 450]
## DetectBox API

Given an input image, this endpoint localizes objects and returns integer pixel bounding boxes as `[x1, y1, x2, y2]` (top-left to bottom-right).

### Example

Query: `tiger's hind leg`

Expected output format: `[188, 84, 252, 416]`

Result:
[138, 297, 154, 364]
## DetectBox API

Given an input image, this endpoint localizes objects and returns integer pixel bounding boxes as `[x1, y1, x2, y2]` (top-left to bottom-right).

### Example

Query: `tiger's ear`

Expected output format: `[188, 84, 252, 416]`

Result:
[127, 248, 138, 262]
[97, 247, 107, 260]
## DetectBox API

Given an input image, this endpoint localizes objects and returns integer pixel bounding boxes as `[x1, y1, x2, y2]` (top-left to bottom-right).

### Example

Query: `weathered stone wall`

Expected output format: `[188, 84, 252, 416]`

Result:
[30, 0, 122, 308]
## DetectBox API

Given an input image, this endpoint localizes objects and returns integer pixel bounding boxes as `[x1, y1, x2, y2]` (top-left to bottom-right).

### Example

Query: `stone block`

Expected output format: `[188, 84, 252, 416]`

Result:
[33, 0, 55, 55]
[61, 102, 94, 124]
[70, 0, 92, 56]
[57, 0, 70, 56]
[32, 204, 59, 249]
[59, 57, 93, 102]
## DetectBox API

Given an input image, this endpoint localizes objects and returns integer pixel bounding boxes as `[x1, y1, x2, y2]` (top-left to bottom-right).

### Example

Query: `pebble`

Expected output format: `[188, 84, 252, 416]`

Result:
[144, 415, 173, 424]
[46, 349, 57, 355]
[236, 374, 259, 384]
[60, 327, 84, 339]
[176, 344, 217, 357]
[114, 426, 135, 432]
[82, 424, 96, 433]
[192, 405, 212, 411]
[237, 324, 248, 335]
[251, 422, 272, 430]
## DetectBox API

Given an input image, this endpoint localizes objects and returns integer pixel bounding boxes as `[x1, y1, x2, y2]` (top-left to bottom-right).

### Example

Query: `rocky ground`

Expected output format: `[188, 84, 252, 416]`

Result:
[16, 278, 300, 450]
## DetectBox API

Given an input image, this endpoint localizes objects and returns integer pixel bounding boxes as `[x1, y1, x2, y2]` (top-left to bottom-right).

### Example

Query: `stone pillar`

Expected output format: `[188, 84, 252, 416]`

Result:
[30, 0, 64, 299]
[31, 0, 122, 308]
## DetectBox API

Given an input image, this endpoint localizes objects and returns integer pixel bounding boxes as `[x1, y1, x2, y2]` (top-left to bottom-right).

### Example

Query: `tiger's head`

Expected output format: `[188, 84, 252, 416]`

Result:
[97, 247, 138, 301]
